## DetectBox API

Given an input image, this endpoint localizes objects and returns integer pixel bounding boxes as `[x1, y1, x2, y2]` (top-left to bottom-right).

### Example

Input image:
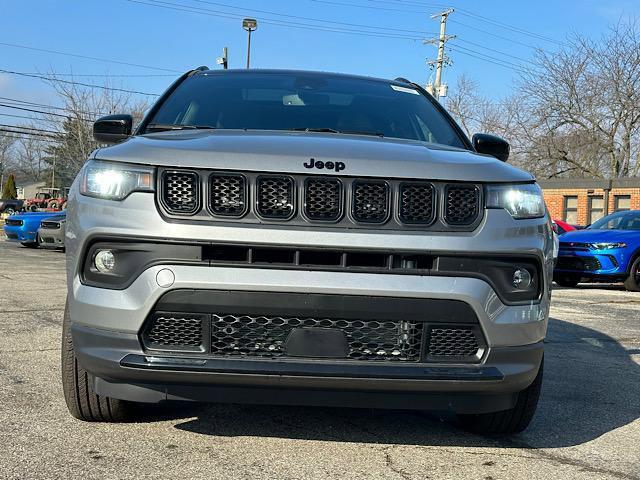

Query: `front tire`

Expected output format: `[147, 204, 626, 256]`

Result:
[457, 360, 543, 435]
[20, 241, 39, 248]
[624, 257, 640, 292]
[61, 302, 133, 422]
[554, 274, 581, 288]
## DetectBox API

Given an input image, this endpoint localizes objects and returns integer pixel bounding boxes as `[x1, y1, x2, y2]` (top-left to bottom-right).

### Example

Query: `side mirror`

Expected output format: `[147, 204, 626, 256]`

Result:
[472, 133, 510, 162]
[93, 114, 133, 144]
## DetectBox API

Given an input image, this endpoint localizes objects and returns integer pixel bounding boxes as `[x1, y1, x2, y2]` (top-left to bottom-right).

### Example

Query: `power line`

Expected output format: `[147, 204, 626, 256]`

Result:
[0, 41, 182, 73]
[18, 72, 176, 78]
[0, 127, 57, 139]
[183, 0, 436, 34]
[0, 96, 104, 117]
[0, 69, 161, 96]
[0, 112, 44, 122]
[447, 45, 529, 75]
[0, 123, 60, 135]
[127, 0, 426, 40]
[454, 39, 539, 67]
[0, 102, 97, 122]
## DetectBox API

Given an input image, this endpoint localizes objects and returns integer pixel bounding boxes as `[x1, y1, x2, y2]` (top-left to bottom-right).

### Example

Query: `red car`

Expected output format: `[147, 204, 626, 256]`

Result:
[553, 219, 577, 235]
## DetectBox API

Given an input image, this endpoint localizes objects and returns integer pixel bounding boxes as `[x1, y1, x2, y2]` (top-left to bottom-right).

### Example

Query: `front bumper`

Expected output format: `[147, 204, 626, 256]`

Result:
[3, 225, 37, 243]
[38, 226, 65, 248]
[555, 248, 630, 279]
[73, 323, 543, 413]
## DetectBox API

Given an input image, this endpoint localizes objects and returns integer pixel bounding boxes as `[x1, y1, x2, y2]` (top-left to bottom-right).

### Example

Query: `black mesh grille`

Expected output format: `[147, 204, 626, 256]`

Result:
[143, 314, 205, 351]
[556, 256, 601, 271]
[352, 181, 389, 223]
[210, 314, 423, 361]
[209, 174, 247, 216]
[256, 176, 295, 219]
[399, 182, 435, 224]
[427, 327, 480, 358]
[161, 171, 199, 214]
[40, 221, 60, 229]
[304, 178, 342, 220]
[5, 218, 23, 226]
[444, 185, 479, 225]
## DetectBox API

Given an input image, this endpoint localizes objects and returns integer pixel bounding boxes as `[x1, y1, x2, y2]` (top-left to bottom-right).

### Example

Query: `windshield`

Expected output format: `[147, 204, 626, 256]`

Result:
[143, 71, 467, 148]
[588, 211, 640, 230]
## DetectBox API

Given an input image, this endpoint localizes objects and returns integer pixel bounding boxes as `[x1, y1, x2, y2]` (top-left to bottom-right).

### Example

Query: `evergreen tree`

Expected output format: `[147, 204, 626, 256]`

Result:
[1, 174, 17, 199]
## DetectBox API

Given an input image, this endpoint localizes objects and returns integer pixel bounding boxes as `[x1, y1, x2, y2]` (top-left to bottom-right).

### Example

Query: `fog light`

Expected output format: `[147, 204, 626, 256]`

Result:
[513, 268, 532, 289]
[94, 250, 115, 273]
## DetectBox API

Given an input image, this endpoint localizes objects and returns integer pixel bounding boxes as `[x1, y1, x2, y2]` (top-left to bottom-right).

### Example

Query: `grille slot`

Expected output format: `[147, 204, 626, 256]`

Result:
[5, 218, 23, 226]
[444, 184, 479, 225]
[256, 175, 295, 219]
[161, 171, 200, 215]
[143, 313, 206, 352]
[210, 314, 423, 361]
[304, 177, 342, 221]
[556, 256, 601, 271]
[209, 174, 247, 217]
[426, 327, 481, 360]
[40, 221, 60, 229]
[352, 181, 390, 223]
[399, 182, 435, 224]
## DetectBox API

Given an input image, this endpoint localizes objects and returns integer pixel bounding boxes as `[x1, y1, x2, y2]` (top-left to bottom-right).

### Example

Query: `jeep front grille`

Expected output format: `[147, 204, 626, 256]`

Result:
[142, 312, 485, 363]
[209, 173, 246, 216]
[210, 314, 423, 361]
[157, 168, 483, 231]
[256, 175, 295, 219]
[352, 181, 390, 223]
[444, 185, 480, 225]
[304, 177, 342, 221]
[161, 170, 199, 215]
[399, 182, 435, 224]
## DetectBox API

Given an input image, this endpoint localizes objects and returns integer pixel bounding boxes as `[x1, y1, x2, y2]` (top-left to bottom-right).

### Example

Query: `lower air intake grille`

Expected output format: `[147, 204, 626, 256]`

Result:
[304, 178, 342, 220]
[161, 171, 199, 214]
[426, 327, 480, 359]
[256, 175, 295, 219]
[142, 313, 205, 352]
[209, 174, 246, 216]
[399, 182, 435, 224]
[352, 181, 389, 223]
[210, 314, 423, 361]
[444, 184, 479, 225]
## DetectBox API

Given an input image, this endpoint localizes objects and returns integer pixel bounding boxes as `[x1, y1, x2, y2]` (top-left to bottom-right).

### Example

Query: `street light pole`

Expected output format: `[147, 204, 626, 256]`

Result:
[242, 18, 257, 69]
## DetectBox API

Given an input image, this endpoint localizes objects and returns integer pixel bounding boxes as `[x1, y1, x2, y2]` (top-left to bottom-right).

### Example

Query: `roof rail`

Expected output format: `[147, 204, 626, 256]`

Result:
[394, 77, 412, 84]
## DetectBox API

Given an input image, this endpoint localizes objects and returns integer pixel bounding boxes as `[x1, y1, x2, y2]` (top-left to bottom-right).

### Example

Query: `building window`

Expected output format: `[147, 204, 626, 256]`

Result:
[588, 195, 605, 224]
[563, 196, 578, 224]
[614, 195, 631, 212]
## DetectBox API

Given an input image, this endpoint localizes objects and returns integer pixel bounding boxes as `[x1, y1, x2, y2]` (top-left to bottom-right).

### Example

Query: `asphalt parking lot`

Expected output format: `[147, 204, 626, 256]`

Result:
[0, 239, 639, 480]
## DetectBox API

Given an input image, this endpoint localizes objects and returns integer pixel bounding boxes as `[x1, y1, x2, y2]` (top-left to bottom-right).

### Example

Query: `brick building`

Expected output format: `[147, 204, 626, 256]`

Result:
[539, 178, 640, 226]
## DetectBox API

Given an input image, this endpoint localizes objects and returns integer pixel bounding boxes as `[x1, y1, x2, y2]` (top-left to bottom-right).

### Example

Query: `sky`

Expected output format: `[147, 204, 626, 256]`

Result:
[1, 0, 639, 126]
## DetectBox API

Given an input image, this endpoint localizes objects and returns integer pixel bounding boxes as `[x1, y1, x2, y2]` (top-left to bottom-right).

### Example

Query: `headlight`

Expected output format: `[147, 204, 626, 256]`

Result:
[485, 183, 545, 219]
[80, 160, 154, 200]
[590, 242, 627, 250]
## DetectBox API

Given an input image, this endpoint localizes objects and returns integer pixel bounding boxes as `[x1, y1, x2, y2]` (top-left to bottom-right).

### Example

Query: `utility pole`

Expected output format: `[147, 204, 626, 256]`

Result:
[216, 46, 228, 69]
[424, 8, 455, 100]
[242, 18, 258, 69]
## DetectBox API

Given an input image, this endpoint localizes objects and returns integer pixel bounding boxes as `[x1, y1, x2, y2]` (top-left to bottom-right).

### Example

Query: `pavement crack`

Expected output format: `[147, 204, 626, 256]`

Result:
[384, 448, 414, 480]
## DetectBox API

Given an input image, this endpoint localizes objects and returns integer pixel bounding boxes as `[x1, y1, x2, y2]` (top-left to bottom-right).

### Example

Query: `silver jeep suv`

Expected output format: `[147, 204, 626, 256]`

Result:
[62, 69, 553, 434]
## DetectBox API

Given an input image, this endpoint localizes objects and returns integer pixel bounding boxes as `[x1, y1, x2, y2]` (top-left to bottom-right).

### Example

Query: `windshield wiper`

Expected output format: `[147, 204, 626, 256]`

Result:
[291, 127, 341, 133]
[145, 123, 217, 132]
[290, 127, 384, 137]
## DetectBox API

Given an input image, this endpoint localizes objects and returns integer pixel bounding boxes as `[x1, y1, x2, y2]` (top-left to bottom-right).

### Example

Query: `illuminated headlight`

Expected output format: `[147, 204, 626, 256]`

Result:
[80, 160, 154, 200]
[485, 183, 545, 219]
[590, 242, 627, 250]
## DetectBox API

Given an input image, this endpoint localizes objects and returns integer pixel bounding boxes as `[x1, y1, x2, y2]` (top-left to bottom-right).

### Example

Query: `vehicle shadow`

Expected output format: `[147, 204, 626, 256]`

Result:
[148, 318, 639, 449]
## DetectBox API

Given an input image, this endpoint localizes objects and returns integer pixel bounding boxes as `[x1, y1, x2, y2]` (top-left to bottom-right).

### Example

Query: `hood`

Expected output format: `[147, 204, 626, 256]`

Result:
[559, 228, 640, 244]
[95, 130, 534, 183]
[11, 211, 64, 221]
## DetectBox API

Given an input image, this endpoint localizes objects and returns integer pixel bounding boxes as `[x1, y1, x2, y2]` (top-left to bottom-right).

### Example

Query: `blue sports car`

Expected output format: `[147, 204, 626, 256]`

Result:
[554, 210, 640, 291]
[3, 211, 65, 248]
